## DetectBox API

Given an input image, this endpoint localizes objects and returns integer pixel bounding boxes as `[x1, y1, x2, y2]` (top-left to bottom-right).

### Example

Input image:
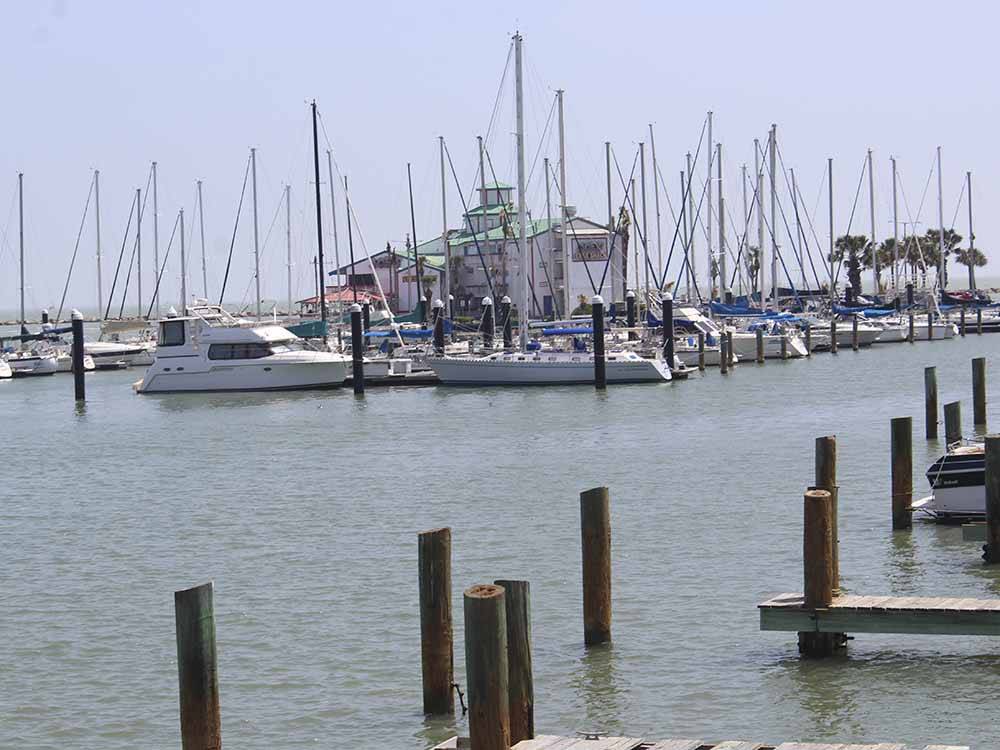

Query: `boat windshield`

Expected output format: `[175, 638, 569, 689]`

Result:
[269, 340, 314, 354]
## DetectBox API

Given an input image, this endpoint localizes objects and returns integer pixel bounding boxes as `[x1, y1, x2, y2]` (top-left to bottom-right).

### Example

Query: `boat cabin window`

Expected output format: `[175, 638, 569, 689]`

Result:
[208, 343, 272, 360]
[160, 320, 186, 347]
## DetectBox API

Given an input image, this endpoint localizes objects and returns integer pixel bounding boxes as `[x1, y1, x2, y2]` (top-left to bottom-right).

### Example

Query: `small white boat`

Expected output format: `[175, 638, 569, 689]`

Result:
[6, 351, 59, 376]
[912, 442, 985, 521]
[429, 349, 671, 385]
[135, 305, 351, 393]
[85, 318, 156, 367]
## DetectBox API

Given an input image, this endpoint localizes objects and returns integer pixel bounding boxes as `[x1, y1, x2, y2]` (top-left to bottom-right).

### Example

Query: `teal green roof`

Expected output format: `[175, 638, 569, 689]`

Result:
[448, 218, 555, 248]
[483, 181, 513, 190]
[464, 203, 514, 217]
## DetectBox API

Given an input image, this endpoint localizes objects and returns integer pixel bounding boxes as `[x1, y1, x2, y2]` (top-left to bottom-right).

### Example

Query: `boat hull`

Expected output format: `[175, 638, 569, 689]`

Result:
[136, 358, 350, 393]
[429, 354, 671, 385]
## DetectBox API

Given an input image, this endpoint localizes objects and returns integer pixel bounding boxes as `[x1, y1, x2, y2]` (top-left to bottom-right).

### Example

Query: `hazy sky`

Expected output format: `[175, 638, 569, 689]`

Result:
[1, 0, 995, 315]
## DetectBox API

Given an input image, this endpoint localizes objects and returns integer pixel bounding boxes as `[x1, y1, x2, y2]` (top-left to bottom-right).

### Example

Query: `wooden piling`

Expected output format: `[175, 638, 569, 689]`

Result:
[944, 401, 962, 444]
[481, 297, 495, 350]
[960, 306, 967, 336]
[908, 312, 915, 343]
[720, 333, 729, 375]
[780, 333, 788, 360]
[973, 357, 987, 427]
[804, 323, 811, 356]
[984, 435, 1000, 564]
[890, 417, 913, 530]
[851, 316, 859, 351]
[419, 528, 454, 715]
[174, 582, 221, 750]
[697, 331, 705, 371]
[755, 327, 764, 363]
[830, 318, 838, 353]
[978, 306, 983, 335]
[432, 299, 445, 354]
[661, 292, 675, 368]
[580, 486, 611, 646]
[799, 489, 841, 658]
[925, 366, 938, 439]
[350, 304, 365, 395]
[625, 290, 637, 341]
[726, 331, 735, 367]
[591, 295, 607, 390]
[927, 311, 934, 341]
[463, 584, 510, 750]
[814, 435, 839, 588]
[493, 579, 533, 744]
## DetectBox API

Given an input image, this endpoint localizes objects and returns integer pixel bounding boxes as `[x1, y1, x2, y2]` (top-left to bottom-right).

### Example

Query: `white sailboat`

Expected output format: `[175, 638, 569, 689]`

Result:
[134, 304, 351, 393]
[428, 34, 670, 387]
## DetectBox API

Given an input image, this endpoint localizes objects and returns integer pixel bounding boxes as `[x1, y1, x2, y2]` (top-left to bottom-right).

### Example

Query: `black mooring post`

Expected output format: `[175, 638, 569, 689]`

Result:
[432, 299, 445, 354]
[42, 308, 50, 324]
[71, 309, 85, 402]
[661, 292, 674, 369]
[350, 304, 365, 395]
[625, 290, 637, 341]
[482, 297, 495, 350]
[591, 295, 606, 390]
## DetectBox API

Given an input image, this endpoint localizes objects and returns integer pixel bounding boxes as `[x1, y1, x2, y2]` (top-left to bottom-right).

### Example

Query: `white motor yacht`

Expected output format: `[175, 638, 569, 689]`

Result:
[912, 442, 985, 521]
[135, 305, 351, 393]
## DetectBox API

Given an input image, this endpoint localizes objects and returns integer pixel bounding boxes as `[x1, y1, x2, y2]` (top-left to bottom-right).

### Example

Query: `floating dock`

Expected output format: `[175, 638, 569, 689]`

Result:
[760, 592, 1000, 636]
[434, 734, 968, 749]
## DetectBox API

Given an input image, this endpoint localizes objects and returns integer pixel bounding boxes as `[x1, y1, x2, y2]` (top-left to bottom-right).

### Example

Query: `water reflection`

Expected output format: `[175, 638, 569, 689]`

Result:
[148, 389, 343, 413]
[414, 710, 461, 749]
[773, 654, 861, 738]
[570, 644, 625, 735]
[885, 529, 921, 592]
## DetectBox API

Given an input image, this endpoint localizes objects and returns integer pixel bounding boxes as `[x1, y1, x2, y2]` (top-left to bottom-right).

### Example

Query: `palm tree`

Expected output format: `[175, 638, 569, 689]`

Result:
[744, 245, 761, 303]
[862, 240, 895, 292]
[833, 234, 867, 294]
[922, 228, 962, 287]
[954, 246, 987, 290]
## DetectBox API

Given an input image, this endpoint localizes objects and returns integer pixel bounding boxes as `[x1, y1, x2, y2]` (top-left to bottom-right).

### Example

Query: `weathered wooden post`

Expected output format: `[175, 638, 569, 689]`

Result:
[944, 401, 962, 444]
[71, 309, 85, 402]
[419, 528, 454, 715]
[591, 295, 606, 390]
[891, 417, 913, 530]
[925, 366, 938, 439]
[727, 331, 735, 367]
[984, 435, 1000, 564]
[814, 435, 839, 588]
[493, 579, 533, 744]
[362, 300, 371, 334]
[804, 323, 812, 357]
[501, 296, 513, 349]
[719, 332, 729, 375]
[481, 296, 495, 350]
[625, 289, 637, 341]
[851, 316, 859, 351]
[908, 312, 915, 343]
[174, 582, 221, 750]
[977, 306, 983, 334]
[580, 486, 611, 646]
[830, 317, 838, 353]
[960, 306, 967, 336]
[755, 327, 764, 363]
[799, 489, 840, 658]
[697, 331, 705, 371]
[973, 357, 987, 427]
[350, 303, 365, 395]
[780, 332, 788, 360]
[463, 584, 510, 750]
[927, 310, 934, 341]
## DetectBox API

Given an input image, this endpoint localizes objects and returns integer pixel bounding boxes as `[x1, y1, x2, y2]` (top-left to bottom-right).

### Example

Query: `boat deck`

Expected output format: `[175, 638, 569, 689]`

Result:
[760, 592, 1000, 635]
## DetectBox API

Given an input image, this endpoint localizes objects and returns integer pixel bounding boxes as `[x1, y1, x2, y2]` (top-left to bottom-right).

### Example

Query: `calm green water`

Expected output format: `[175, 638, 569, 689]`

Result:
[3, 333, 999, 748]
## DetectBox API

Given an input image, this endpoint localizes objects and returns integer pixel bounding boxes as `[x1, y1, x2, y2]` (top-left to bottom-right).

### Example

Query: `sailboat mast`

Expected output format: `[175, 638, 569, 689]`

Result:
[686, 152, 696, 300]
[556, 88, 569, 319]
[892, 156, 899, 297]
[649, 125, 662, 292]
[639, 142, 648, 296]
[681, 170, 690, 300]
[95, 169, 103, 317]
[515, 32, 529, 349]
[967, 171, 976, 293]
[937, 146, 945, 292]
[136, 187, 142, 317]
[706, 111, 713, 303]
[325, 150, 340, 324]
[152, 161, 160, 317]
[198, 180, 207, 299]
[828, 157, 835, 307]
[179, 208, 187, 311]
[18, 172, 24, 332]
[285, 184, 292, 316]
[741, 163, 748, 297]
[438, 136, 449, 318]
[717, 142, 725, 301]
[754, 142, 763, 307]
[867, 149, 877, 297]
[310, 102, 327, 331]
[605, 141, 616, 302]
[768, 124, 777, 309]
[407, 161, 421, 320]
[251, 147, 261, 320]
[344, 176, 356, 304]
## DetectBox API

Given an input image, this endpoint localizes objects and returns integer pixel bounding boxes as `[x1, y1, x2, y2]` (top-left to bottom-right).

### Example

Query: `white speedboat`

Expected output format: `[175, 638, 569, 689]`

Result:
[85, 318, 156, 367]
[912, 442, 985, 521]
[135, 305, 351, 393]
[673, 306, 805, 360]
[429, 349, 671, 385]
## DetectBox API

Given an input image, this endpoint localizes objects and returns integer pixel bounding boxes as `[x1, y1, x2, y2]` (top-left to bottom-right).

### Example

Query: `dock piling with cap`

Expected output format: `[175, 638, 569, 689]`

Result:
[755, 327, 764, 363]
[591, 295, 606, 390]
[464, 584, 510, 750]
[830, 317, 838, 353]
[814, 435, 839, 587]
[908, 312, 915, 342]
[419, 527, 454, 715]
[851, 316, 859, 351]
[960, 306, 966, 336]
[174, 581, 221, 750]
[500, 296, 512, 350]
[350, 303, 365, 395]
[984, 436, 1000, 563]
[925, 366, 938, 439]
[580, 486, 611, 646]
[481, 297, 495, 350]
[661, 292, 674, 368]
[625, 290, 637, 341]
[697, 331, 705, 370]
[71, 309, 85, 402]
[720, 332, 729, 374]
[804, 322, 811, 356]
[973, 357, 987, 427]
[432, 299, 445, 354]
[798, 489, 842, 658]
[891, 417, 913, 530]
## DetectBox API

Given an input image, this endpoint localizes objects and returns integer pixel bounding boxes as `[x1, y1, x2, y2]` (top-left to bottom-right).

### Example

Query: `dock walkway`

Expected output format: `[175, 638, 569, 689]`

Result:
[434, 734, 967, 749]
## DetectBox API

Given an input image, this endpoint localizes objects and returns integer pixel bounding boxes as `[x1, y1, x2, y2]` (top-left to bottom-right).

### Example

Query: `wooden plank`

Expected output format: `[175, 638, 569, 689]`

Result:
[761, 599, 1000, 636]
[511, 737, 564, 750]
[644, 741, 704, 750]
[538, 737, 644, 750]
[710, 742, 765, 749]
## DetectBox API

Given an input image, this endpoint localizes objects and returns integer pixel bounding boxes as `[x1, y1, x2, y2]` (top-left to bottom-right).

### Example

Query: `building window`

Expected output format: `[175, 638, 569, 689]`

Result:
[208, 343, 273, 360]
[159, 320, 186, 346]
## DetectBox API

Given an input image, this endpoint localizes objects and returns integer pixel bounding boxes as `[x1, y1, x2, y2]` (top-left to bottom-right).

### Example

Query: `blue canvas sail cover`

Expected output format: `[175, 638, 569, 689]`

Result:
[542, 326, 593, 335]
[710, 301, 765, 316]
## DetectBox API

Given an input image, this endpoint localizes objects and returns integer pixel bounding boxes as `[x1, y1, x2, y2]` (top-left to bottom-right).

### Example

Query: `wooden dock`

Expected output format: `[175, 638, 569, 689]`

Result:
[760, 592, 1000, 636]
[433, 734, 968, 749]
